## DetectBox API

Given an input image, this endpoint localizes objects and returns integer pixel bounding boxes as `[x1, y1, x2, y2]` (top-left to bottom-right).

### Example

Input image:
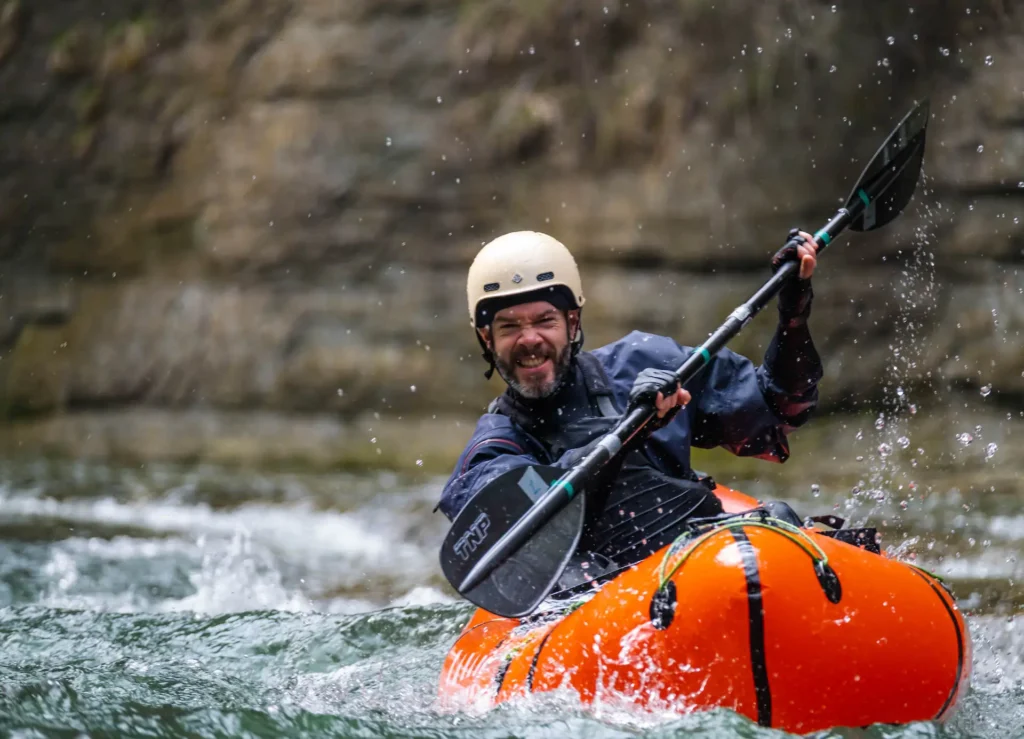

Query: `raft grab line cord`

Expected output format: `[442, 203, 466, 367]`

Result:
[656, 516, 842, 604]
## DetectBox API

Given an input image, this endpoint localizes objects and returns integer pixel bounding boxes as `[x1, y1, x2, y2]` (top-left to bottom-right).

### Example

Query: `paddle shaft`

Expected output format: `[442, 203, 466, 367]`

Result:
[457, 197, 885, 594]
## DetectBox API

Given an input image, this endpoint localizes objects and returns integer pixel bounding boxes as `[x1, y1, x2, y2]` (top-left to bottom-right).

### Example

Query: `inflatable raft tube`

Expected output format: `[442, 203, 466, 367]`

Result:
[438, 486, 970, 734]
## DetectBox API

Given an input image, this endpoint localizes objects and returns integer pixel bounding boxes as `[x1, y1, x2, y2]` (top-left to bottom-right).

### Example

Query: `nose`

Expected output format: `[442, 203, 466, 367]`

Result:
[517, 325, 544, 348]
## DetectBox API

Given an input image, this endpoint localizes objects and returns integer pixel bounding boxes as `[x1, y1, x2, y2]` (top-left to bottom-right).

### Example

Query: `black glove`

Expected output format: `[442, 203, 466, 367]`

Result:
[771, 228, 814, 324]
[628, 368, 683, 434]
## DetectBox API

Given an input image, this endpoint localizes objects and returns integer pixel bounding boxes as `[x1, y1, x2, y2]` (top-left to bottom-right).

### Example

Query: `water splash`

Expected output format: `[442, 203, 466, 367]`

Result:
[846, 173, 941, 525]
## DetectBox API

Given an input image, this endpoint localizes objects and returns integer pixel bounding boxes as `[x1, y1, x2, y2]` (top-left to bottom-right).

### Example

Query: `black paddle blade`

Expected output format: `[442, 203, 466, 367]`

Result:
[846, 98, 930, 232]
[439, 465, 585, 618]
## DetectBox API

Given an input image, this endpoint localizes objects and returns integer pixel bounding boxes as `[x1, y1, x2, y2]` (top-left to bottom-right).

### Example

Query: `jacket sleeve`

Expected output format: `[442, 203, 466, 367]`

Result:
[436, 415, 599, 521]
[592, 330, 821, 464]
[758, 314, 823, 427]
[688, 345, 803, 462]
[691, 320, 823, 461]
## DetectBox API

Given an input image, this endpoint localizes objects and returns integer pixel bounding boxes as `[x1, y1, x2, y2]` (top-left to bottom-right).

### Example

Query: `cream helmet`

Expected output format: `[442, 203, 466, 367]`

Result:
[467, 231, 585, 328]
[467, 231, 586, 376]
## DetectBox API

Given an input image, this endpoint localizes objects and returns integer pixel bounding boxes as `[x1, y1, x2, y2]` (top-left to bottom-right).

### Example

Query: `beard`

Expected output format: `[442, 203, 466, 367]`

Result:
[494, 340, 573, 400]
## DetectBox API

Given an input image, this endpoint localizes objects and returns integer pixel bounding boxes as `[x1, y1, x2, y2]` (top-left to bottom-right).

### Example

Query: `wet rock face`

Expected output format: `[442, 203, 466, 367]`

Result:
[0, 0, 1021, 469]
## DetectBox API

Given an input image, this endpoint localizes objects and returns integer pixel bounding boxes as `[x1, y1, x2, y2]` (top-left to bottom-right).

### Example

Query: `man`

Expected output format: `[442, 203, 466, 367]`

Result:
[437, 230, 822, 570]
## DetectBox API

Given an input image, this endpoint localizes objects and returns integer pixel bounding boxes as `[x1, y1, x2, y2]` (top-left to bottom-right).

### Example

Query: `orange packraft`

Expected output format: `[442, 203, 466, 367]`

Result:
[439, 487, 970, 734]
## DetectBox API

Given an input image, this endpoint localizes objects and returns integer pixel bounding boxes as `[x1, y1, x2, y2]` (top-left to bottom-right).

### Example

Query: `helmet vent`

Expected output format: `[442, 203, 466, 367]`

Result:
[536, 271, 554, 282]
[483, 282, 501, 292]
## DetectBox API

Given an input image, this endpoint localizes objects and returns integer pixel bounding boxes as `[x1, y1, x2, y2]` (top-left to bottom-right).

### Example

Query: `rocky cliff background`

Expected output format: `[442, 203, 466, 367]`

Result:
[0, 0, 1021, 474]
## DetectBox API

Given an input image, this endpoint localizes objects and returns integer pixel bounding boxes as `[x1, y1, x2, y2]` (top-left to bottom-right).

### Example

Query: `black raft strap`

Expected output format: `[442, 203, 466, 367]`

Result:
[807, 514, 846, 530]
[731, 527, 772, 727]
[817, 527, 881, 555]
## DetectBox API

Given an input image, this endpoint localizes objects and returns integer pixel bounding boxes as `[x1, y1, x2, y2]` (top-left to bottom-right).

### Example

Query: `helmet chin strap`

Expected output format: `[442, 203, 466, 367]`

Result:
[475, 332, 498, 380]
[570, 322, 584, 358]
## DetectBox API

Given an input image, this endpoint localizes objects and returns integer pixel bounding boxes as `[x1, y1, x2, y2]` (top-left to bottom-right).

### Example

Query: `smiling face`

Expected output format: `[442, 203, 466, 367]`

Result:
[478, 301, 579, 399]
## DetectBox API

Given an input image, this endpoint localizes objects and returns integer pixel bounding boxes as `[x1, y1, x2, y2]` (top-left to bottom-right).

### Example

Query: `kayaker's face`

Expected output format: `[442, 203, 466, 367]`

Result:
[480, 301, 579, 399]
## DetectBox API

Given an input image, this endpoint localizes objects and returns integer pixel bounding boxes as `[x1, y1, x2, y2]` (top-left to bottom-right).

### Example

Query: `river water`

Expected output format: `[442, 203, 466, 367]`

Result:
[0, 433, 1021, 738]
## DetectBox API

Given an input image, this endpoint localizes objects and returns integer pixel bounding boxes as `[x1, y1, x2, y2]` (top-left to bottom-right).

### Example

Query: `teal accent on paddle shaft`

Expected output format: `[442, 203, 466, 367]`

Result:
[858, 189, 871, 207]
[553, 479, 575, 499]
[815, 230, 831, 245]
[699, 347, 711, 364]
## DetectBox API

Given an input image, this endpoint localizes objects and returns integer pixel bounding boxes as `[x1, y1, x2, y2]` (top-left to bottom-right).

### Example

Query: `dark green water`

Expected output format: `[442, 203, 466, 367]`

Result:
[0, 448, 1022, 738]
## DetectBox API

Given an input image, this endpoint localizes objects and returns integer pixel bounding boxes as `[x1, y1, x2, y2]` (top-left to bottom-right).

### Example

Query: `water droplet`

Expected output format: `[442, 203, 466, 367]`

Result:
[830, 4, 837, 11]
[900, 500, 909, 510]
[909, 404, 917, 415]
[336, 388, 345, 397]
[436, 96, 443, 104]
[957, 432, 974, 446]
[370, 437, 377, 443]
[940, 47, 950, 57]
[977, 144, 984, 153]
[855, 430, 864, 440]
[980, 384, 992, 397]
[875, 416, 886, 430]
[897, 436, 910, 449]
[878, 443, 892, 458]
[528, 45, 535, 55]
[985, 55, 994, 66]
[574, 38, 581, 47]
[385, 137, 392, 147]
[410, 385, 417, 392]
[811, 483, 821, 497]
[896, 386, 905, 398]
[416, 459, 424, 466]
[887, 36, 895, 45]
[985, 443, 998, 461]
[880, 57, 890, 67]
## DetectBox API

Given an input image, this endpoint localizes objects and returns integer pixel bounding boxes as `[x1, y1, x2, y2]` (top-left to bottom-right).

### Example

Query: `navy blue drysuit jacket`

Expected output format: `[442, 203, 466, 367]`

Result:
[437, 325, 822, 522]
